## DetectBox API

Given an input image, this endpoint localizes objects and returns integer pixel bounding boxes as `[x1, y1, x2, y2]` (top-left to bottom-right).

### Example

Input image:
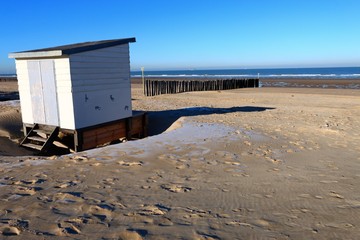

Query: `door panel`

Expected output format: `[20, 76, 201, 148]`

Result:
[40, 60, 59, 126]
[27, 60, 59, 126]
[28, 61, 46, 124]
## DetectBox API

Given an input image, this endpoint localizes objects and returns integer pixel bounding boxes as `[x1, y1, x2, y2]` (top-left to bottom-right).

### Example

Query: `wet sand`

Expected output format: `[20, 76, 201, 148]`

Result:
[0, 80, 360, 239]
[261, 78, 360, 88]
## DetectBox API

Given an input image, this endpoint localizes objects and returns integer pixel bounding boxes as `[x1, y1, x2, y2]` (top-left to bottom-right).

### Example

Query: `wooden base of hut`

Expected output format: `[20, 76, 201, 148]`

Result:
[21, 112, 148, 153]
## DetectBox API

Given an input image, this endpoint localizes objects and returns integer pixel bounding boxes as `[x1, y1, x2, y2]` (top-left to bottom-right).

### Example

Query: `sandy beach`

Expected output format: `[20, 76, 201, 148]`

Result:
[0, 79, 360, 239]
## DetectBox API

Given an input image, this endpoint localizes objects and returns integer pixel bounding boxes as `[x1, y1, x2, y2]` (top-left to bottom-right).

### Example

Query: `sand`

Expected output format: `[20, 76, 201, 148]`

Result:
[0, 80, 360, 239]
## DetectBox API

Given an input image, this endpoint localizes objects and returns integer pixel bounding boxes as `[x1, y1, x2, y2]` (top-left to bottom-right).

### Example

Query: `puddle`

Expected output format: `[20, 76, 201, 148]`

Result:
[1, 118, 270, 168]
[87, 120, 237, 159]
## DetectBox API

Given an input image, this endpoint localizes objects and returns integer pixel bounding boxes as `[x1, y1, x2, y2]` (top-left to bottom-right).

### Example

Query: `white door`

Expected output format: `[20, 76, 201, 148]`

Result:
[28, 60, 59, 126]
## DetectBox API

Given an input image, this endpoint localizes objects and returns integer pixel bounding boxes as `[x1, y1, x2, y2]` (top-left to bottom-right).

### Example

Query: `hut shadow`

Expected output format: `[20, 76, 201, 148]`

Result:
[147, 106, 275, 136]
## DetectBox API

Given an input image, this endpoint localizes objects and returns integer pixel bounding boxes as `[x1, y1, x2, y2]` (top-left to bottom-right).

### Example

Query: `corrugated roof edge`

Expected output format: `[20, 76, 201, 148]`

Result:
[9, 37, 136, 59]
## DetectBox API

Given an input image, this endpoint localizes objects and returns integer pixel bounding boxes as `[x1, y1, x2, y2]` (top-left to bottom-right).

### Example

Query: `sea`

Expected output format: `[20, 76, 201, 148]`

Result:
[1, 67, 360, 88]
[2, 67, 359, 79]
[131, 67, 360, 79]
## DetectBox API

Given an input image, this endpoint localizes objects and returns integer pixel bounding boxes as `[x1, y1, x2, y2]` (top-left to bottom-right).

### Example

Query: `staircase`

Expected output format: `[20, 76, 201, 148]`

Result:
[20, 124, 60, 153]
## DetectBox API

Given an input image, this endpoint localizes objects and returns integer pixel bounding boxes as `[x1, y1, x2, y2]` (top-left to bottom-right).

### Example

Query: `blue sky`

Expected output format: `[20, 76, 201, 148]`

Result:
[1, 0, 360, 73]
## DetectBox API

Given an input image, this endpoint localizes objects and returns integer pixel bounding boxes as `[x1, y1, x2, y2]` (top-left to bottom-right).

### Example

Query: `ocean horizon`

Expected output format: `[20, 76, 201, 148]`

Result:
[2, 66, 360, 80]
[131, 66, 360, 79]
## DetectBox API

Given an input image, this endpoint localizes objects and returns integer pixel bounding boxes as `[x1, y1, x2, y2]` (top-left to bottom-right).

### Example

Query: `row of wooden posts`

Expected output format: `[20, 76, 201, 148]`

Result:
[143, 78, 259, 96]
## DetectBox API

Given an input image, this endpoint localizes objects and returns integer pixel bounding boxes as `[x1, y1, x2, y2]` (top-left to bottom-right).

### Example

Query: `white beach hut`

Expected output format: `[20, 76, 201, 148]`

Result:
[9, 38, 147, 152]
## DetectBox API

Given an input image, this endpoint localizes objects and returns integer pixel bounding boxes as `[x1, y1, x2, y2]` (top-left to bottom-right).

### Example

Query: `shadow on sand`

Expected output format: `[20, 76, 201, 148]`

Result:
[147, 106, 275, 136]
[0, 106, 274, 156]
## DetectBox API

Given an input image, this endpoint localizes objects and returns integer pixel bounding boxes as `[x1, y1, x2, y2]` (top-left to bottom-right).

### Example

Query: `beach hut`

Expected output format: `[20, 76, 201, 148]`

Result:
[9, 37, 147, 152]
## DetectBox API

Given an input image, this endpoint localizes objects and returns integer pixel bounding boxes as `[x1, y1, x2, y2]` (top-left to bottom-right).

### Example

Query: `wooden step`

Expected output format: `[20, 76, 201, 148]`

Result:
[20, 124, 59, 153]
[22, 143, 43, 151]
[33, 129, 51, 135]
[27, 136, 47, 142]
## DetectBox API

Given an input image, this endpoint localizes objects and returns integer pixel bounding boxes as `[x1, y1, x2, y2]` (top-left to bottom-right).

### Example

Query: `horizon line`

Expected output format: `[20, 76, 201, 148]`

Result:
[130, 65, 360, 72]
[1, 65, 360, 75]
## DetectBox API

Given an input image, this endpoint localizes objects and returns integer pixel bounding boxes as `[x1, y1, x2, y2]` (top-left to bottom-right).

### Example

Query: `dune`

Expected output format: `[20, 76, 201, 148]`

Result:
[0, 100, 34, 156]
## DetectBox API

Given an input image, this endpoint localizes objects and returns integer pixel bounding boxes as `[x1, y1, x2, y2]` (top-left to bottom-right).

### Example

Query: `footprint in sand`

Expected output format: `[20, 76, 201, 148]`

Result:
[65, 155, 90, 163]
[320, 180, 338, 184]
[54, 192, 84, 204]
[329, 191, 345, 199]
[89, 162, 101, 167]
[101, 177, 119, 186]
[13, 185, 42, 196]
[175, 163, 190, 169]
[117, 160, 143, 166]
[214, 151, 239, 161]
[57, 222, 81, 235]
[20, 178, 46, 185]
[161, 184, 192, 193]
[34, 173, 48, 179]
[128, 149, 145, 155]
[42, 224, 66, 236]
[324, 222, 354, 229]
[118, 230, 143, 240]
[1, 226, 21, 236]
[0, 219, 30, 236]
[226, 221, 252, 227]
[158, 153, 180, 161]
[337, 199, 360, 209]
[265, 156, 282, 164]
[155, 217, 174, 226]
[137, 205, 166, 216]
[54, 181, 78, 189]
[87, 204, 114, 221]
[298, 193, 312, 199]
[250, 219, 271, 229]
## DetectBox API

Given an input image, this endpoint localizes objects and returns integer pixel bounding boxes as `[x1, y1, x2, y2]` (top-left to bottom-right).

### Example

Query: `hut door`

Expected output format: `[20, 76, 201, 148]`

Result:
[28, 60, 59, 126]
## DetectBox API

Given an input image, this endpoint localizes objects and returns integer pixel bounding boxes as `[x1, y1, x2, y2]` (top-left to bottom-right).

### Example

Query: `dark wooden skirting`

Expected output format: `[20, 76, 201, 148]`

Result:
[74, 112, 147, 152]
[144, 78, 259, 96]
[21, 112, 148, 153]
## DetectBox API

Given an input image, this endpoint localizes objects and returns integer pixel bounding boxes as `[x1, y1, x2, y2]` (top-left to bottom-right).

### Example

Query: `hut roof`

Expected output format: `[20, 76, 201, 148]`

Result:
[9, 37, 136, 59]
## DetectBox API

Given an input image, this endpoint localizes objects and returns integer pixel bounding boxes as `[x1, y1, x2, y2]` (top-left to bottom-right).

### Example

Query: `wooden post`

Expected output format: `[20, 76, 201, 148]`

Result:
[141, 67, 145, 95]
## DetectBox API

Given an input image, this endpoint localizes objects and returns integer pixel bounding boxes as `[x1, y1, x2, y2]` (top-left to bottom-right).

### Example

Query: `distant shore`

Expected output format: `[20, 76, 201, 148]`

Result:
[0, 76, 17, 82]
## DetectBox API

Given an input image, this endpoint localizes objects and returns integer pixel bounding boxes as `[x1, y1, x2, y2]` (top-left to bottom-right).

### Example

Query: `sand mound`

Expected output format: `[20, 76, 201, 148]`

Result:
[0, 108, 23, 139]
[0, 101, 33, 156]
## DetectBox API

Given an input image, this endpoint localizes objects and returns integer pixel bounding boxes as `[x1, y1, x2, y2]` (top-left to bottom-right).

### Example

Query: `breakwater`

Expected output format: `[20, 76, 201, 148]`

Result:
[144, 78, 259, 96]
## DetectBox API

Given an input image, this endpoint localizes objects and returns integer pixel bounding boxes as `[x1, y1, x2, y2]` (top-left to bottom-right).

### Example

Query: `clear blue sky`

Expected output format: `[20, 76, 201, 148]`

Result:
[1, 0, 360, 73]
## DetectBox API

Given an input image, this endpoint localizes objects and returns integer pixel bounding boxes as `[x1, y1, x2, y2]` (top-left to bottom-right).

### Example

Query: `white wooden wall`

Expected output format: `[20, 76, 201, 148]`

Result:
[15, 43, 132, 130]
[53, 58, 75, 129]
[69, 44, 132, 129]
[15, 59, 33, 124]
[15, 58, 76, 129]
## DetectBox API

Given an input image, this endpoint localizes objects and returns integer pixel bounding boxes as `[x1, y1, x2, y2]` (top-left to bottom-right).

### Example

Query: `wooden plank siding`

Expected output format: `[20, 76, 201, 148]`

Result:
[53, 58, 76, 129]
[69, 44, 132, 129]
[15, 59, 34, 124]
[69, 44, 130, 92]
[76, 112, 147, 151]
[81, 122, 127, 150]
